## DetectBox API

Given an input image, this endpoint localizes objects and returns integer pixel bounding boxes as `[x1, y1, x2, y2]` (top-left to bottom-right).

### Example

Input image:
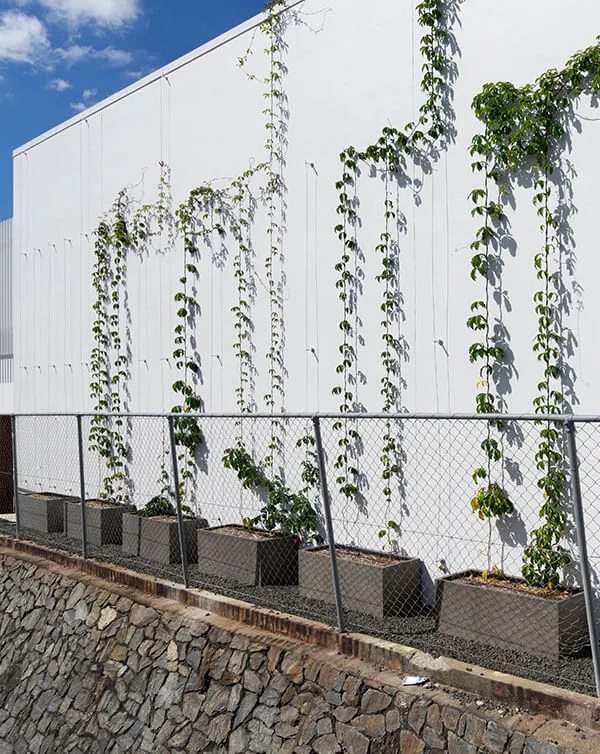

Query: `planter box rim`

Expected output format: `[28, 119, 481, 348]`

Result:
[69, 499, 129, 510]
[205, 524, 294, 540]
[438, 570, 583, 601]
[305, 544, 420, 567]
[22, 491, 77, 500]
[125, 512, 197, 522]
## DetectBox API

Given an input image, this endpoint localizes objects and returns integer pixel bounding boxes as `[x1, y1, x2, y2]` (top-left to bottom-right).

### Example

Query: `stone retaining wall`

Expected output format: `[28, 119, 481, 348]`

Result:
[0, 551, 597, 754]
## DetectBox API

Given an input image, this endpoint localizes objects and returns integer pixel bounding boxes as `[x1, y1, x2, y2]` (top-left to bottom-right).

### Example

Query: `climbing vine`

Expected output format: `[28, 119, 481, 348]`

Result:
[230, 168, 260, 415]
[467, 118, 514, 571]
[221, 0, 320, 538]
[171, 184, 224, 499]
[222, 443, 320, 543]
[332, 145, 360, 499]
[469, 39, 600, 586]
[332, 0, 453, 544]
[261, 0, 288, 472]
[89, 191, 132, 503]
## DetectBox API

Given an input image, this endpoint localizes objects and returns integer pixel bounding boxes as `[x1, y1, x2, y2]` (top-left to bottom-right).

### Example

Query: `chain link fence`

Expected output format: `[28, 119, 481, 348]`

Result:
[2, 411, 600, 697]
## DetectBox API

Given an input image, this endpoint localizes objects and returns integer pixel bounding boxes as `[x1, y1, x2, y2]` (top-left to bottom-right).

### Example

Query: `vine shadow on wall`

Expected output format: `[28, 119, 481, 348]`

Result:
[369, 0, 464, 567]
[492, 94, 590, 566]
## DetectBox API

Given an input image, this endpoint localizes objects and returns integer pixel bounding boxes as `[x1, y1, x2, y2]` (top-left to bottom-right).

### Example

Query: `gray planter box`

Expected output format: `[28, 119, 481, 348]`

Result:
[299, 545, 422, 619]
[436, 571, 588, 658]
[17, 492, 77, 534]
[197, 525, 298, 586]
[122, 513, 203, 564]
[65, 500, 129, 546]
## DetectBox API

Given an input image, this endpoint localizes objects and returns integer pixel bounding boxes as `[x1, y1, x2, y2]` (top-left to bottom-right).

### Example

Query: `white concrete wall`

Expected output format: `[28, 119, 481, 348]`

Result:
[11, 0, 600, 591]
[0, 218, 13, 414]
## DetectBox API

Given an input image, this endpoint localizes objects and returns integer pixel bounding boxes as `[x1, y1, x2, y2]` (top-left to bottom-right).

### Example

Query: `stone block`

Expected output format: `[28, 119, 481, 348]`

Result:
[361, 689, 392, 714]
[400, 730, 425, 754]
[523, 740, 560, 754]
[484, 720, 511, 753]
[336, 722, 369, 754]
[448, 732, 477, 754]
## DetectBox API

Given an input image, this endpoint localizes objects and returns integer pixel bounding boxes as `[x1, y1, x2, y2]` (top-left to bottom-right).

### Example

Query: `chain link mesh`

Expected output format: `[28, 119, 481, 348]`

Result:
[1, 413, 598, 696]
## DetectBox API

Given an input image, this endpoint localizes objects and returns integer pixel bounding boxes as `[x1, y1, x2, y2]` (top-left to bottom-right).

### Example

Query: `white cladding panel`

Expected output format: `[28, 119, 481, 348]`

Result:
[11, 0, 600, 588]
[0, 218, 13, 412]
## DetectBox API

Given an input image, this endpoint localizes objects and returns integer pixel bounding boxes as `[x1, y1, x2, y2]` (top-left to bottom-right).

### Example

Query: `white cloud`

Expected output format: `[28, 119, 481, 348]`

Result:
[100, 47, 133, 66]
[38, 0, 139, 28]
[47, 76, 70, 90]
[70, 84, 98, 112]
[58, 44, 133, 67]
[0, 10, 49, 63]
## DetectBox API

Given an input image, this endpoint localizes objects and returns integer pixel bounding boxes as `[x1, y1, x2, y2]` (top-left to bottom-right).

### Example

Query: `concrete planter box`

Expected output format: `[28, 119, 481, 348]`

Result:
[65, 500, 129, 546]
[122, 513, 203, 564]
[18, 492, 78, 534]
[197, 525, 298, 586]
[436, 571, 588, 658]
[299, 545, 422, 619]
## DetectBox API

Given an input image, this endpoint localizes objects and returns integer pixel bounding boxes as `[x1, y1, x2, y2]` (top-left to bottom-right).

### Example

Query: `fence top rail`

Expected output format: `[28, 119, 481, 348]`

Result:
[8, 411, 600, 423]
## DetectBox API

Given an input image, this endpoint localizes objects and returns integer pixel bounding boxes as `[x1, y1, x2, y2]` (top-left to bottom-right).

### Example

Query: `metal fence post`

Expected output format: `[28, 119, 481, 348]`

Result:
[11, 416, 20, 539]
[168, 415, 190, 588]
[566, 419, 600, 698]
[312, 415, 346, 633]
[76, 415, 88, 560]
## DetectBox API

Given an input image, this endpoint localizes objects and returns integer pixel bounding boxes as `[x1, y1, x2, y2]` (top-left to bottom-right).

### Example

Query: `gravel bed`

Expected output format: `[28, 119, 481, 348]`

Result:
[0, 519, 595, 697]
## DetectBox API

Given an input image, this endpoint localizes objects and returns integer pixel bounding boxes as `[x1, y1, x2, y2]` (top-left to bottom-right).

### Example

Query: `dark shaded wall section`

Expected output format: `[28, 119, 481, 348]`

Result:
[0, 417, 12, 513]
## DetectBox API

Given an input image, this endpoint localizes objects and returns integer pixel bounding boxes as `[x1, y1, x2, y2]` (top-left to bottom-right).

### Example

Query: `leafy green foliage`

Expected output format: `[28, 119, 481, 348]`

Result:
[89, 191, 131, 504]
[91, 165, 181, 506]
[223, 443, 320, 543]
[471, 483, 514, 521]
[331, 1, 450, 546]
[260, 2, 288, 469]
[137, 495, 176, 518]
[469, 34, 600, 586]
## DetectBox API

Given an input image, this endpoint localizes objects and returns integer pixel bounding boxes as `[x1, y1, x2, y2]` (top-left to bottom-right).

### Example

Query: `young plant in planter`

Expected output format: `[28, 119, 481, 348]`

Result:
[437, 423, 585, 658]
[198, 443, 319, 586]
[122, 494, 203, 564]
[438, 34, 600, 659]
[436, 567, 586, 659]
[435, 449, 585, 660]
[470, 478, 514, 574]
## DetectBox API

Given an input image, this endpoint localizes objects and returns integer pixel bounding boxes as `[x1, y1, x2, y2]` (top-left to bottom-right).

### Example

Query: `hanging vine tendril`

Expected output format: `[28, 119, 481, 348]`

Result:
[469, 38, 600, 586]
[89, 191, 131, 503]
[332, 0, 453, 549]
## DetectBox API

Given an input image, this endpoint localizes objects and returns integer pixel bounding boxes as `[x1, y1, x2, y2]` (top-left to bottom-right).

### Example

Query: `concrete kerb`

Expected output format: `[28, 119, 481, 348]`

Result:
[0, 533, 598, 733]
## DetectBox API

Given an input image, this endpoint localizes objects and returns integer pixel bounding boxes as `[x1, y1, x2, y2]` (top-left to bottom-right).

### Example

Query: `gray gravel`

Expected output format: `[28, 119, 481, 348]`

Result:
[0, 519, 595, 697]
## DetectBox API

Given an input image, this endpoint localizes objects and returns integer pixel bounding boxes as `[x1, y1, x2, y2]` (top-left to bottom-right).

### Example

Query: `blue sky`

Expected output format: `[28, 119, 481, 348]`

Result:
[0, 0, 265, 220]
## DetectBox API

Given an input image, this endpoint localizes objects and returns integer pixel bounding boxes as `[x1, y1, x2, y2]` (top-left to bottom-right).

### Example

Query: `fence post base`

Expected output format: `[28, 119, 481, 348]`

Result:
[312, 415, 345, 633]
[168, 415, 190, 588]
[566, 420, 600, 698]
